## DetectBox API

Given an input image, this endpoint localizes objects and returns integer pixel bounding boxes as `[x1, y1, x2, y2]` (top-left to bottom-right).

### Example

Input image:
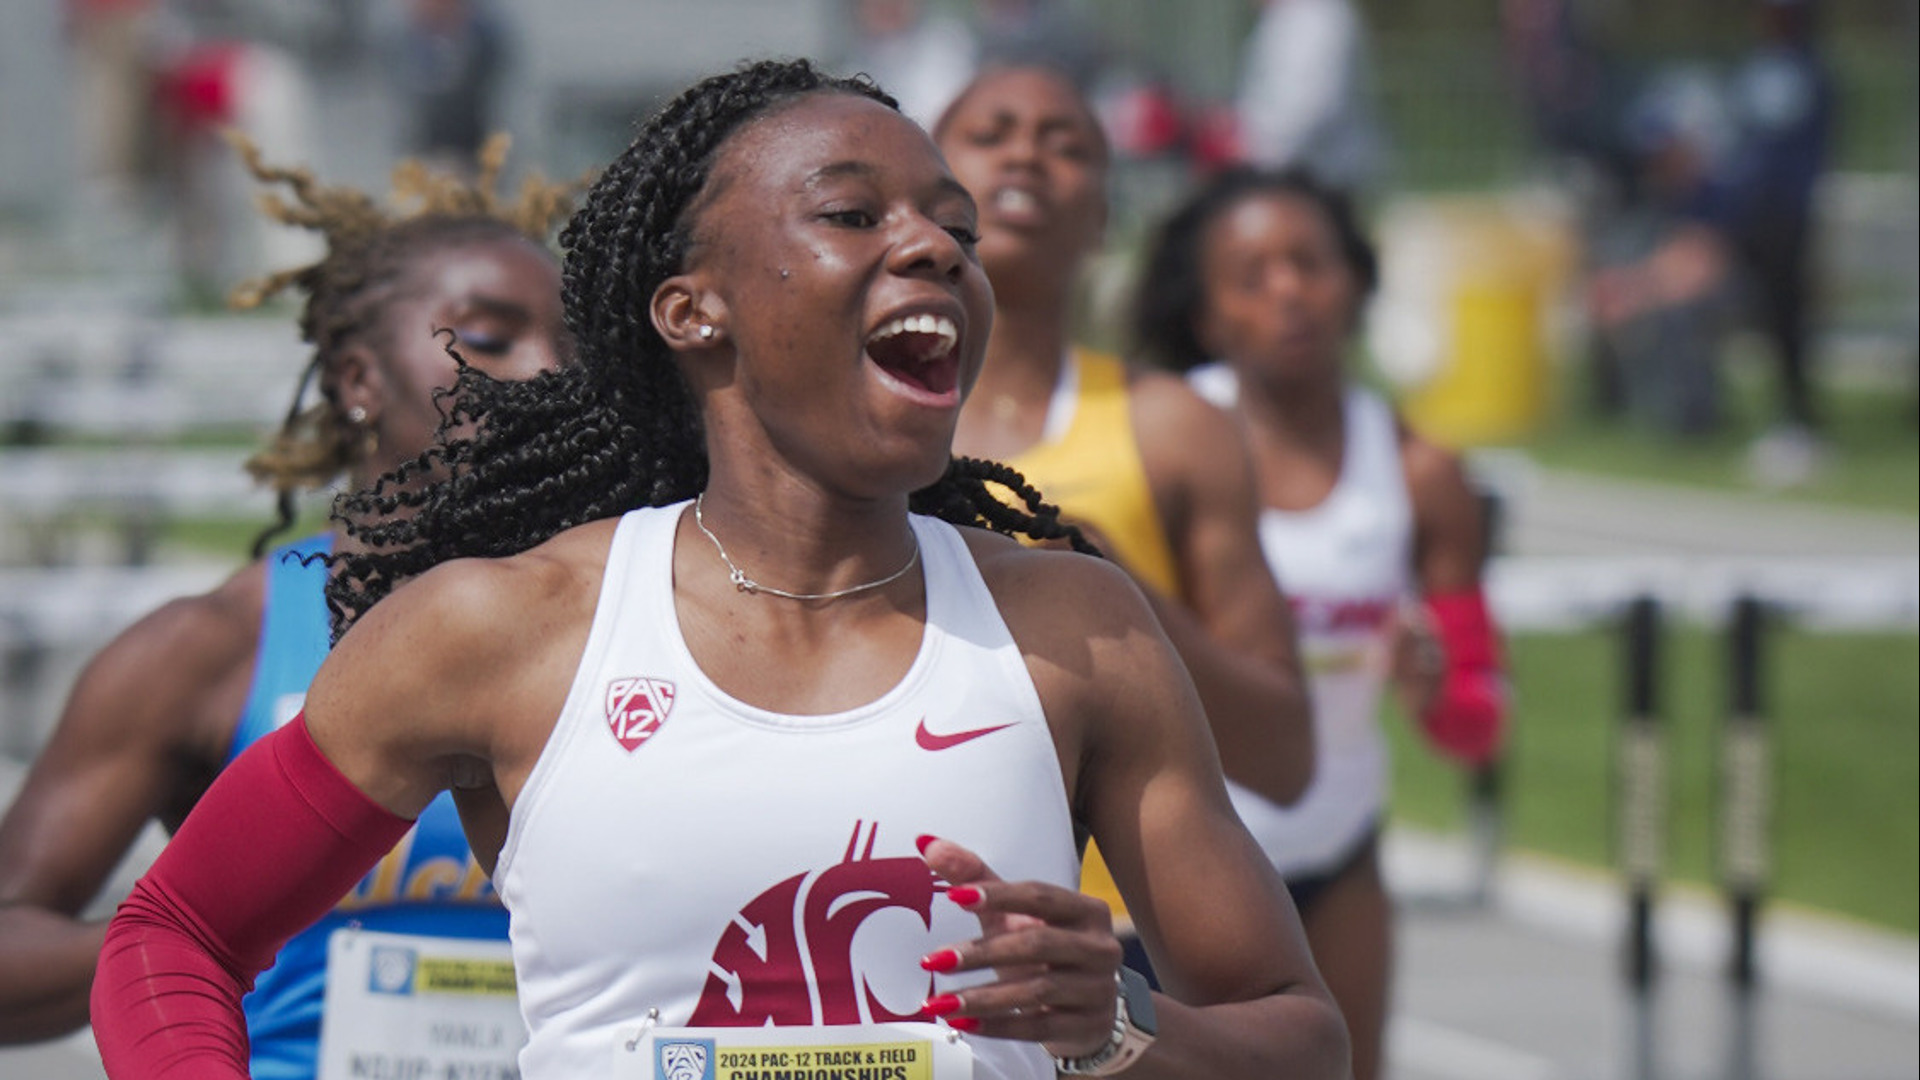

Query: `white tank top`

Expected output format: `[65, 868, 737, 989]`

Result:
[496, 503, 1078, 1079]
[1188, 369, 1412, 877]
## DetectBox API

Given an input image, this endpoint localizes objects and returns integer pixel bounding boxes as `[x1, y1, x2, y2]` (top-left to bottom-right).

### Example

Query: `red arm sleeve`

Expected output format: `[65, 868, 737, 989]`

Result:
[90, 714, 413, 1078]
[1417, 589, 1509, 767]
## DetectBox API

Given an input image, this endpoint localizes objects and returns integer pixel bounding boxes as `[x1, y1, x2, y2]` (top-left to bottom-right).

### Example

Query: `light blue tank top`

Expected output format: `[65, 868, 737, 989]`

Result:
[229, 536, 510, 1080]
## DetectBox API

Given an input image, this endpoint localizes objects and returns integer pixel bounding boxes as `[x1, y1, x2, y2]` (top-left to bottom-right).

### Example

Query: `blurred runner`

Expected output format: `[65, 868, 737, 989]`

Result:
[935, 62, 1316, 979]
[1133, 166, 1512, 1080]
[0, 135, 575, 1079]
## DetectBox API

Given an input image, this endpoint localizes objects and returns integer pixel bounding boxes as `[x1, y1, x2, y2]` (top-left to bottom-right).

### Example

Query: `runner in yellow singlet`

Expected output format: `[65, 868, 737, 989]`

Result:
[937, 64, 1314, 968]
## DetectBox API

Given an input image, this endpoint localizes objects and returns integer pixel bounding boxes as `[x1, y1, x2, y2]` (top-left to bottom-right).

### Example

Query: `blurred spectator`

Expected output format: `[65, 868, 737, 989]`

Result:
[1500, 0, 1636, 192]
[1233, 0, 1388, 197]
[149, 1, 322, 304]
[1585, 67, 1740, 437]
[973, 0, 1106, 94]
[65, 0, 160, 209]
[1723, 0, 1835, 486]
[393, 0, 510, 171]
[840, 0, 977, 129]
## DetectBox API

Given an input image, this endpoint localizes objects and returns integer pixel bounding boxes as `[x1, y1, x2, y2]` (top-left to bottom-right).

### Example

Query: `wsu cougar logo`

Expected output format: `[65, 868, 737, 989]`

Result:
[606, 676, 676, 751]
[692, 821, 941, 1027]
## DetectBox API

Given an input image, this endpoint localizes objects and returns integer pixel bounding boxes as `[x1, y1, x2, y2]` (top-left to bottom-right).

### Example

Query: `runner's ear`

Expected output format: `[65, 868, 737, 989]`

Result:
[651, 275, 728, 355]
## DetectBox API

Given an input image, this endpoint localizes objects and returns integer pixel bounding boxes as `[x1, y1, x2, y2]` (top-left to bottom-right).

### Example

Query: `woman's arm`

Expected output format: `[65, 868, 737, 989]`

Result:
[89, 548, 587, 1077]
[92, 717, 413, 1078]
[971, 544, 1349, 1078]
[1130, 372, 1315, 806]
[0, 576, 259, 1043]
[1399, 430, 1508, 766]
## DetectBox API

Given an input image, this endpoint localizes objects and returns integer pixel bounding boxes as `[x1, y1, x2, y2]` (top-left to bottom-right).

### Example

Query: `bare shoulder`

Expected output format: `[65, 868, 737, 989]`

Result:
[1394, 416, 1484, 533]
[304, 518, 621, 811]
[1396, 417, 1472, 496]
[1125, 363, 1241, 450]
[322, 518, 619, 694]
[1124, 363, 1254, 495]
[131, 558, 265, 667]
[74, 560, 265, 742]
[955, 526, 1187, 753]
[958, 525, 1157, 641]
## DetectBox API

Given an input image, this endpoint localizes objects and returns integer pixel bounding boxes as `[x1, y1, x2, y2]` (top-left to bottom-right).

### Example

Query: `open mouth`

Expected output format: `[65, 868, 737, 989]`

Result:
[988, 186, 1045, 226]
[865, 313, 961, 399]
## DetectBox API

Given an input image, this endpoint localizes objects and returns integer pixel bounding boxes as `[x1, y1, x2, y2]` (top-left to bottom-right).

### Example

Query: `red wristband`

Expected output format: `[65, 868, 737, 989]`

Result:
[91, 714, 413, 1078]
[1419, 589, 1509, 766]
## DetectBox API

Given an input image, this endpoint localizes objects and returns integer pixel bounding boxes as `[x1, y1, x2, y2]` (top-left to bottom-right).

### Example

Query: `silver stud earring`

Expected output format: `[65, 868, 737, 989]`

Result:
[699, 324, 716, 341]
[347, 405, 369, 425]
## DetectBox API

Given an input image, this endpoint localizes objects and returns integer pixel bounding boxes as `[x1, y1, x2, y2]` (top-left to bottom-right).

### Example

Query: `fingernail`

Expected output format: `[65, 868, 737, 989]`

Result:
[946, 1016, 981, 1033]
[946, 885, 982, 907]
[922, 993, 962, 1016]
[915, 835, 937, 855]
[919, 949, 961, 973]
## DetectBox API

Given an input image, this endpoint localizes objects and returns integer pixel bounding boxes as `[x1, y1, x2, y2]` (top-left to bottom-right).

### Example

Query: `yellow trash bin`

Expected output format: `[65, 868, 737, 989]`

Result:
[1370, 197, 1572, 448]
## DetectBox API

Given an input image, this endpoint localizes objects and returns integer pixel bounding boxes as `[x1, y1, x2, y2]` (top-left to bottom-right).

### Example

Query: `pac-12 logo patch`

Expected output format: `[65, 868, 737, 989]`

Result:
[606, 677, 676, 752]
[656, 1038, 714, 1080]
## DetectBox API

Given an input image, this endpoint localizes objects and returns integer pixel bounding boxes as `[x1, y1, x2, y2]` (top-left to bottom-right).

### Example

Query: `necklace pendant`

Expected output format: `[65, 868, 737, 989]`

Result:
[729, 568, 756, 593]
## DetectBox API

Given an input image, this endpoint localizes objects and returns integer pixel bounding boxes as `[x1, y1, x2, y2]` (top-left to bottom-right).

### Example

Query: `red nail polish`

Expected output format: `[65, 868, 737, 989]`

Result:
[946, 885, 982, 907]
[946, 1017, 981, 1033]
[923, 993, 962, 1016]
[919, 949, 960, 973]
[915, 835, 937, 855]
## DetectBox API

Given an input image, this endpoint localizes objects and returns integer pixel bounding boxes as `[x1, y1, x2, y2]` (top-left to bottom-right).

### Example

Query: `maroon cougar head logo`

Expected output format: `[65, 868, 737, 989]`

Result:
[691, 822, 941, 1026]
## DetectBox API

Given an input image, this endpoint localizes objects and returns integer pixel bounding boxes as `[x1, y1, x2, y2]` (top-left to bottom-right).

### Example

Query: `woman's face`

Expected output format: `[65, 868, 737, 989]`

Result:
[1197, 191, 1360, 385]
[353, 234, 567, 475]
[934, 67, 1108, 293]
[677, 91, 993, 498]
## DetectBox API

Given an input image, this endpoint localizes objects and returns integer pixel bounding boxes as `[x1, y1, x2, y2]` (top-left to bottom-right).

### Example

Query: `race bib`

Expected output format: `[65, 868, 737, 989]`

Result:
[318, 928, 528, 1080]
[614, 1022, 973, 1080]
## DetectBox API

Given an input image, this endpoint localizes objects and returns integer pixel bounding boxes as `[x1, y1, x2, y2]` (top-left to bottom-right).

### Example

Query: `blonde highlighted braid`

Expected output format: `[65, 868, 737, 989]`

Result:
[227, 131, 581, 557]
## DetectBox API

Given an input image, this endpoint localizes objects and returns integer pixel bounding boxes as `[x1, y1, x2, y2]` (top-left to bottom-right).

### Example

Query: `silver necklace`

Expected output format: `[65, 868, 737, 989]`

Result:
[693, 493, 920, 602]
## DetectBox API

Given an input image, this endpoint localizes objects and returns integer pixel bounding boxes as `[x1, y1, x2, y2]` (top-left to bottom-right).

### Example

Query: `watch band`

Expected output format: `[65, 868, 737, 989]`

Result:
[1054, 968, 1157, 1076]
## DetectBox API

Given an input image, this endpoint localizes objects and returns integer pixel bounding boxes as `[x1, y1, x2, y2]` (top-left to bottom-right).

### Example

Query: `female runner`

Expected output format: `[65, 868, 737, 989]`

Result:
[1134, 165, 1510, 1080]
[89, 60, 1348, 1080]
[0, 135, 572, 1079]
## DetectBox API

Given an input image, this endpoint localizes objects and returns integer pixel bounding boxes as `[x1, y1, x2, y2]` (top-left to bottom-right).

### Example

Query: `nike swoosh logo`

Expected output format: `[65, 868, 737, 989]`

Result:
[915, 718, 1017, 751]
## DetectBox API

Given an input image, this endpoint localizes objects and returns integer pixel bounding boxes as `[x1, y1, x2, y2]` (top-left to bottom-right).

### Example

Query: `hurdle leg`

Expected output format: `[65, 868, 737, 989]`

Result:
[1721, 594, 1770, 1080]
[1618, 594, 1666, 993]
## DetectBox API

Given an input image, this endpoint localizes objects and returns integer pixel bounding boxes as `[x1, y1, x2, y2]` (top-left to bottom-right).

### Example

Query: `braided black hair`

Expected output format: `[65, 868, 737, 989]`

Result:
[1131, 166, 1379, 373]
[326, 57, 1094, 639]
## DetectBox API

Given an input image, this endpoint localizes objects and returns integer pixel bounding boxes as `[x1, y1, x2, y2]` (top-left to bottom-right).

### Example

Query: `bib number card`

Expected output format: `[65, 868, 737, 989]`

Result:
[318, 929, 528, 1080]
[614, 1022, 973, 1080]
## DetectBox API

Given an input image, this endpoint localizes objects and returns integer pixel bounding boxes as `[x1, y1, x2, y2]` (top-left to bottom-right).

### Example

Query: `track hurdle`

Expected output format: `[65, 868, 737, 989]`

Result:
[1720, 593, 1770, 991]
[1616, 594, 1666, 992]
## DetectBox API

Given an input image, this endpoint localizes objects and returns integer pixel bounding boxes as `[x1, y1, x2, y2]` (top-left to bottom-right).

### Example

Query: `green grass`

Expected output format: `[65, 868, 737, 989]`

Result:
[1508, 345, 1920, 516]
[1386, 624, 1920, 934]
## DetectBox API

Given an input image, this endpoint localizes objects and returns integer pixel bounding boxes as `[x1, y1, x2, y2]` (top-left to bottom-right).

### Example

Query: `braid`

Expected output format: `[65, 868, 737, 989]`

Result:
[326, 58, 1099, 640]
[227, 131, 581, 557]
[911, 458, 1101, 556]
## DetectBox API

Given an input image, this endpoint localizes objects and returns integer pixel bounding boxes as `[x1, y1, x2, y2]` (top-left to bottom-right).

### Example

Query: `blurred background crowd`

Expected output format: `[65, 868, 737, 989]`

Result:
[0, 2, 1914, 1076]
[3, 0, 1914, 482]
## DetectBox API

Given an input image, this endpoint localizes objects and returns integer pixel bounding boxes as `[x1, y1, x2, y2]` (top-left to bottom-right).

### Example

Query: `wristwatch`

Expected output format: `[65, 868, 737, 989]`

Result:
[1054, 966, 1158, 1076]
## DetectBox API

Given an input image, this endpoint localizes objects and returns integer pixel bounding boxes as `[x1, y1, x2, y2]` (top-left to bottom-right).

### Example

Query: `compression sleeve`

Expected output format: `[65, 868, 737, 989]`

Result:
[91, 714, 413, 1078]
[1418, 589, 1509, 767]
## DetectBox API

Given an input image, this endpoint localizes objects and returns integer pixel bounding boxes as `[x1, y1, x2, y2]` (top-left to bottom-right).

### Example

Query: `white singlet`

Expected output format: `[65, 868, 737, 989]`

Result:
[1188, 367, 1412, 878]
[496, 503, 1079, 1079]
